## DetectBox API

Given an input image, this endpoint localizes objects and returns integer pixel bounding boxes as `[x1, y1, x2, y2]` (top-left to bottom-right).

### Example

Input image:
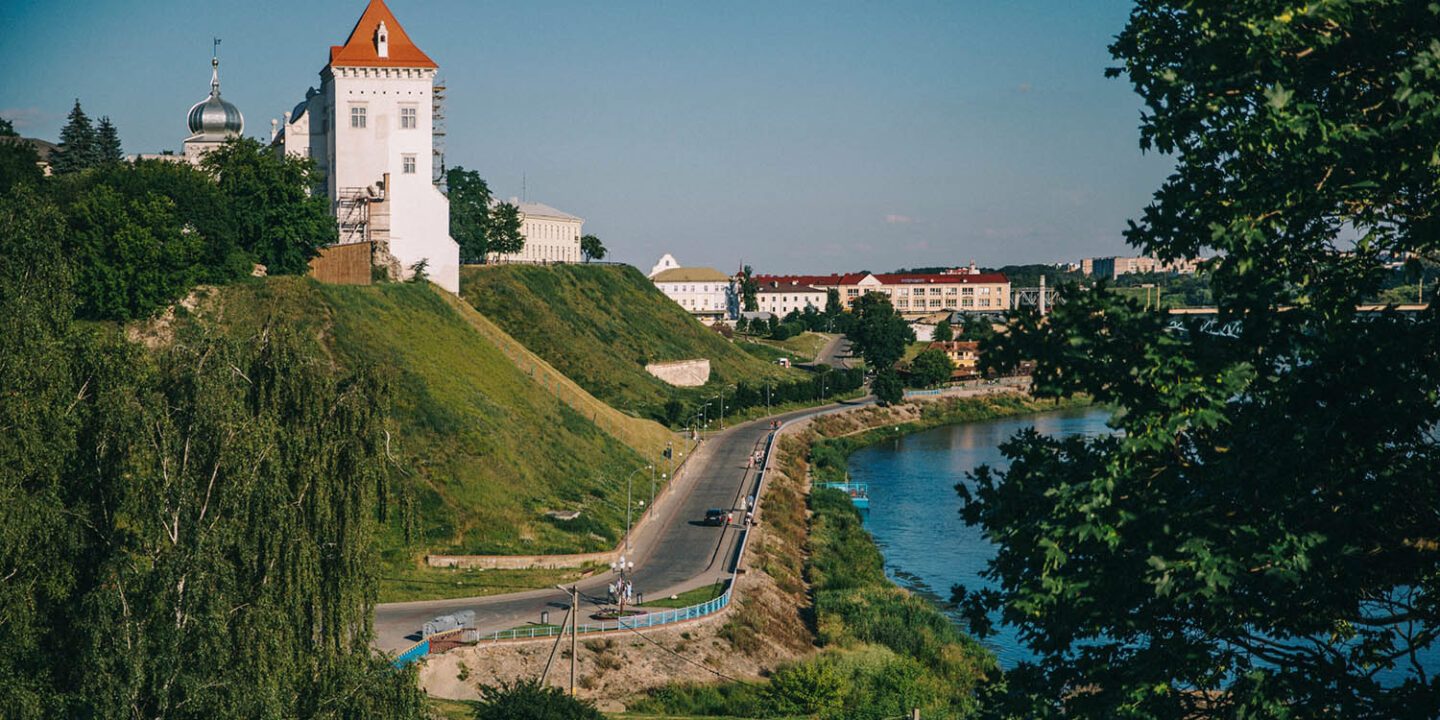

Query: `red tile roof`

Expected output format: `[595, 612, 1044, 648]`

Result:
[330, 0, 438, 69]
[873, 272, 1009, 285]
[754, 273, 867, 287]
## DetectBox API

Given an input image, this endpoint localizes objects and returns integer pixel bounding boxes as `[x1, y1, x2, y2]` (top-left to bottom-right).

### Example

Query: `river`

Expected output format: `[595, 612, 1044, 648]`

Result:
[847, 405, 1438, 684]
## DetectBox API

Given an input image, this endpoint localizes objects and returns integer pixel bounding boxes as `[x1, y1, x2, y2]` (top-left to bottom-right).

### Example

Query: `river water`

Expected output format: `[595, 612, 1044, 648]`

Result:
[848, 405, 1439, 684]
[847, 406, 1110, 666]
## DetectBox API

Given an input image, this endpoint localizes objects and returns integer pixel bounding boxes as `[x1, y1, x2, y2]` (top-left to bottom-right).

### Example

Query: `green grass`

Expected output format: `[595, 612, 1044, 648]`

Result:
[460, 265, 805, 421]
[377, 563, 599, 604]
[735, 340, 799, 365]
[187, 278, 677, 575]
[640, 580, 728, 608]
[747, 331, 832, 361]
[426, 697, 477, 720]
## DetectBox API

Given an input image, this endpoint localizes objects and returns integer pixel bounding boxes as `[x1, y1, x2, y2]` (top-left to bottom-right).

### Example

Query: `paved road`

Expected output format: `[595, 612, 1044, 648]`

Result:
[814, 333, 854, 369]
[373, 403, 850, 653]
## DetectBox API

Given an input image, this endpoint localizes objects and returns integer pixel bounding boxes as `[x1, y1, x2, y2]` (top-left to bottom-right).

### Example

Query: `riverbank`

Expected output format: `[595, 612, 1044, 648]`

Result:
[629, 391, 1090, 717]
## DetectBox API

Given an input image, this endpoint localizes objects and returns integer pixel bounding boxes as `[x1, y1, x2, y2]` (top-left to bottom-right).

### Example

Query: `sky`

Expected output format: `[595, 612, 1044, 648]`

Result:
[0, 0, 1173, 274]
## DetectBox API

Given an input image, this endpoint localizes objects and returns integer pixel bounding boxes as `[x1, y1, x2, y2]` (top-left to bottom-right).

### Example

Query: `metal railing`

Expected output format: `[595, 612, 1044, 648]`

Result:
[391, 422, 780, 667]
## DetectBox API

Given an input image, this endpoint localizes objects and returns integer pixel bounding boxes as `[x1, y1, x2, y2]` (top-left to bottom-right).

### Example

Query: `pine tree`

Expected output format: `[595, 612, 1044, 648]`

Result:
[94, 116, 122, 164]
[52, 99, 96, 174]
[0, 116, 18, 137]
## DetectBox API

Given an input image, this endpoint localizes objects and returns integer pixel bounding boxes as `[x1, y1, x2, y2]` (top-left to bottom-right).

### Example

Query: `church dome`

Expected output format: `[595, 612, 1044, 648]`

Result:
[187, 57, 243, 139]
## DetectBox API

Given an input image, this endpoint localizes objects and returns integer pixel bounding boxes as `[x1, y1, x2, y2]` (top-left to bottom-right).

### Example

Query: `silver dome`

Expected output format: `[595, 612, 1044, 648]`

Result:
[186, 58, 243, 139]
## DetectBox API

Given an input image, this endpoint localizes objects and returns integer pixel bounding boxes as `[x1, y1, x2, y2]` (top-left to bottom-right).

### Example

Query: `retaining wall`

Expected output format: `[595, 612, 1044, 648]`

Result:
[645, 359, 711, 387]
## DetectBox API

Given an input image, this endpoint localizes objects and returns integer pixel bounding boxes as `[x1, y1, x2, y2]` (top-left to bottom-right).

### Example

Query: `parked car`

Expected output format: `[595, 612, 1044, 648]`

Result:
[703, 508, 727, 526]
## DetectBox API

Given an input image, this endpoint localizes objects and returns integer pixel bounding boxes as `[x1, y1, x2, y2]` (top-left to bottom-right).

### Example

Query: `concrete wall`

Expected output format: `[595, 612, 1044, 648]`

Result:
[646, 359, 711, 387]
[308, 241, 373, 285]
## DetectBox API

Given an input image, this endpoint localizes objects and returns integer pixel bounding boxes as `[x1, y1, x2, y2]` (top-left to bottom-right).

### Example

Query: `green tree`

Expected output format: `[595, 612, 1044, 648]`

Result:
[739, 265, 759, 312]
[94, 116, 123, 164]
[447, 166, 494, 263]
[487, 201, 525, 257]
[958, 315, 994, 342]
[765, 661, 845, 717]
[472, 679, 605, 720]
[847, 293, 913, 371]
[908, 348, 953, 388]
[959, 3, 1440, 717]
[202, 137, 336, 274]
[51, 99, 97, 174]
[735, 315, 749, 334]
[932, 319, 953, 342]
[0, 116, 18, 136]
[871, 368, 904, 406]
[0, 136, 43, 194]
[580, 233, 606, 262]
[825, 287, 843, 316]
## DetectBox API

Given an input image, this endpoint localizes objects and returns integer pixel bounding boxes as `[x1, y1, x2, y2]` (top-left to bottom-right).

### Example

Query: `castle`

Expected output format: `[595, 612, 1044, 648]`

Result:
[272, 0, 459, 292]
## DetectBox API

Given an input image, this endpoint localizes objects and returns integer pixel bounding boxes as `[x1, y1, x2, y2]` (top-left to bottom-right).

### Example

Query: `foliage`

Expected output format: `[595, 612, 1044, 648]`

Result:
[933, 319, 953, 342]
[847, 292, 913, 371]
[0, 136, 43, 194]
[52, 99, 97, 174]
[0, 191, 426, 718]
[907, 348, 953, 388]
[471, 679, 605, 720]
[0, 116, 17, 136]
[580, 233, 606, 262]
[871, 368, 904, 406]
[447, 166, 495, 264]
[739, 265, 759, 312]
[94, 116, 123, 164]
[201, 137, 335, 274]
[764, 661, 845, 716]
[961, 3, 1440, 717]
[488, 201, 525, 257]
[958, 315, 995, 342]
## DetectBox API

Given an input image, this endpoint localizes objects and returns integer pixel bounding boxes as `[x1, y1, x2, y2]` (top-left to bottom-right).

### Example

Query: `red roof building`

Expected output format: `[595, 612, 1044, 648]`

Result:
[329, 0, 438, 69]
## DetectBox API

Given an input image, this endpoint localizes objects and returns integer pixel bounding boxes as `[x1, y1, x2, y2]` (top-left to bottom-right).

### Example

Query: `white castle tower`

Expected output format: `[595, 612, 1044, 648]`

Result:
[274, 0, 460, 292]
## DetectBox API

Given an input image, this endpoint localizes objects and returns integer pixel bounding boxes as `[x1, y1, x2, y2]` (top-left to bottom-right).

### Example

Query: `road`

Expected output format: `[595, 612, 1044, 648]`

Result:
[813, 333, 854, 369]
[373, 403, 852, 653]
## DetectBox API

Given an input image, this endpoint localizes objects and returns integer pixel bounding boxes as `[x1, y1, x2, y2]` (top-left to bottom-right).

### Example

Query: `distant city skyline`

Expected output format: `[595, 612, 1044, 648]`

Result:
[0, 0, 1173, 273]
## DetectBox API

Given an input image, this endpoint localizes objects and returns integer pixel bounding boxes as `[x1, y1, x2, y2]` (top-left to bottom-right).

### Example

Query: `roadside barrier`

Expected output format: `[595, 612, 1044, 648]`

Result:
[391, 419, 781, 667]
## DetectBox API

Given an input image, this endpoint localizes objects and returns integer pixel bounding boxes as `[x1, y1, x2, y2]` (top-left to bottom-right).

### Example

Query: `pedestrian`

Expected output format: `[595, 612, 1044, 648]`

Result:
[745, 510, 754, 526]
[727, 511, 734, 525]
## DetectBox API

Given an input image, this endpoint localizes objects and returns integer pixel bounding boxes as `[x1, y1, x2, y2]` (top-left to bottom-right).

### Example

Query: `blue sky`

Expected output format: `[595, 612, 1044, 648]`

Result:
[0, 0, 1171, 273]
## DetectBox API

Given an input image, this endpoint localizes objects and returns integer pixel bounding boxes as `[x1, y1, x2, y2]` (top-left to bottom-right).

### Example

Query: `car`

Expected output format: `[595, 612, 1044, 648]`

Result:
[703, 508, 726, 526]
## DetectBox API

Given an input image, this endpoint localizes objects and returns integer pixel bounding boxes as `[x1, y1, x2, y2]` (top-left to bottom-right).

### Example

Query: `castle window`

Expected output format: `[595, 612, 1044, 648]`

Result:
[401, 106, 417, 129]
[402, 154, 417, 174]
[350, 106, 366, 129]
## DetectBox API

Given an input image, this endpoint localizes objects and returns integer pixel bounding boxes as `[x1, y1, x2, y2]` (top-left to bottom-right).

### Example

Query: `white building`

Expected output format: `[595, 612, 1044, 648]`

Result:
[756, 281, 825, 317]
[489, 199, 584, 264]
[648, 256, 734, 322]
[274, 0, 460, 293]
[133, 49, 244, 165]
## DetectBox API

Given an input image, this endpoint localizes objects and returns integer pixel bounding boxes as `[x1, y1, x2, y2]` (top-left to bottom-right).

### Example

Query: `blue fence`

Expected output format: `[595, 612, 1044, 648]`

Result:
[391, 422, 780, 667]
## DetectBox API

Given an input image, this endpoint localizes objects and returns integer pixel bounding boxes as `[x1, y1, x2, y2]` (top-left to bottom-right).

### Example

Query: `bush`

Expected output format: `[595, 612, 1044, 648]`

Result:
[472, 679, 605, 720]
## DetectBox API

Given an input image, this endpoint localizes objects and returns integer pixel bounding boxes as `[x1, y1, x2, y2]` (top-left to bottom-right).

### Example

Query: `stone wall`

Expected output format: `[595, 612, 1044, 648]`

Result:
[645, 358, 711, 387]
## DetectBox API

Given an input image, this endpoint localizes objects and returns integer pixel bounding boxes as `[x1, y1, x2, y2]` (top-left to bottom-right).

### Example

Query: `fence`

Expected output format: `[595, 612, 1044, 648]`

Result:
[391, 419, 780, 667]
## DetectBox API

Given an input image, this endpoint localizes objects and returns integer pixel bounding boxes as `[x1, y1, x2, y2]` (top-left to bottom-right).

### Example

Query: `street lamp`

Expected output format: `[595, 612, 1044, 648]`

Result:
[624, 465, 652, 552]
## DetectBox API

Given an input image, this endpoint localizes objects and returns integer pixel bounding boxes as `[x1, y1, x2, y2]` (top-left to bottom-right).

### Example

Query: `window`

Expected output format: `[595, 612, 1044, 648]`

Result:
[400, 106, 417, 129]
[402, 154, 416, 174]
[350, 106, 366, 128]
[962, 287, 975, 296]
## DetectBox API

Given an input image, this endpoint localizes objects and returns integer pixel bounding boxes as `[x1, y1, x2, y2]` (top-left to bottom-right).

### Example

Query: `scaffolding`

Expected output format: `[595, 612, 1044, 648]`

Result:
[432, 76, 446, 188]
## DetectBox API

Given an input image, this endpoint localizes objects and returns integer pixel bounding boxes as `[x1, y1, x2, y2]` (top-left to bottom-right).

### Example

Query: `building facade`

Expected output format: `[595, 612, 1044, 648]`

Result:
[1083, 255, 1205, 279]
[928, 340, 981, 379]
[756, 282, 826, 317]
[649, 259, 734, 322]
[754, 267, 1010, 318]
[274, 0, 460, 292]
[488, 200, 584, 264]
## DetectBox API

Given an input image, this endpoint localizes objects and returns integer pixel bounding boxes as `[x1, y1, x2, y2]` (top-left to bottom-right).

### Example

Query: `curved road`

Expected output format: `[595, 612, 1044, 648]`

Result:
[374, 401, 861, 653]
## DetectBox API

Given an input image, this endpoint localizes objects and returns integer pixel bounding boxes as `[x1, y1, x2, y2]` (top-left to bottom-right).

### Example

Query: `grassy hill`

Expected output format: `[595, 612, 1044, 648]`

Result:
[460, 264, 803, 419]
[168, 277, 677, 559]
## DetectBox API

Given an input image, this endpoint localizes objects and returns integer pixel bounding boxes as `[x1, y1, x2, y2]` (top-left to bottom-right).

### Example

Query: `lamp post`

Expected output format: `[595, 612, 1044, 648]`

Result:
[624, 465, 651, 552]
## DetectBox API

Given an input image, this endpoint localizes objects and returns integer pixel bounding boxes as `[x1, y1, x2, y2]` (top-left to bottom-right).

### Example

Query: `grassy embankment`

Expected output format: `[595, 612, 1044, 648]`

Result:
[630, 393, 1093, 719]
[175, 278, 679, 601]
[735, 331, 833, 365]
[460, 265, 806, 421]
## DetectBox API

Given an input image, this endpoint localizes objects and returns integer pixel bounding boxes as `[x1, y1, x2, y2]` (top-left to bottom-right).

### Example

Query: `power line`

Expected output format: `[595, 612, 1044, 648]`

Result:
[616, 617, 746, 684]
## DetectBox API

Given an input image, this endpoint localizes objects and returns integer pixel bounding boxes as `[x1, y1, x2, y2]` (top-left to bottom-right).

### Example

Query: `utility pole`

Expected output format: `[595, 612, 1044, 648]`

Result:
[570, 586, 577, 695]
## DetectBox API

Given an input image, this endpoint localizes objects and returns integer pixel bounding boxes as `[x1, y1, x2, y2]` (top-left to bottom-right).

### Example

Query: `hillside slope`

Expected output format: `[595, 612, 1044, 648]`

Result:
[460, 264, 802, 419]
[172, 277, 675, 557]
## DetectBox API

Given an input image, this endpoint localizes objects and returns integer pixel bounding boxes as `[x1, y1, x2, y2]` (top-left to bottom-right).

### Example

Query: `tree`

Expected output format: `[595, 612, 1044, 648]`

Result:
[871, 368, 904, 406]
[472, 679, 605, 720]
[735, 315, 749, 334]
[959, 4, 1440, 717]
[94, 116, 122, 164]
[825, 287, 843, 316]
[51, 99, 97, 174]
[0, 136, 42, 195]
[487, 201, 525, 258]
[580, 234, 606, 262]
[847, 292, 913, 371]
[739, 265, 759, 312]
[932, 319, 953, 342]
[202, 137, 336, 274]
[447, 166, 494, 264]
[908, 348, 953, 388]
[958, 315, 994, 342]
